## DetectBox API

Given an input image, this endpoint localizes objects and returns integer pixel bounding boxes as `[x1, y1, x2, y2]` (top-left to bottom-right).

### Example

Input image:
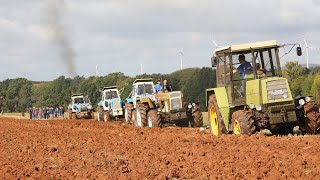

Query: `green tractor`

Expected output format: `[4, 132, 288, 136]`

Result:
[206, 40, 320, 136]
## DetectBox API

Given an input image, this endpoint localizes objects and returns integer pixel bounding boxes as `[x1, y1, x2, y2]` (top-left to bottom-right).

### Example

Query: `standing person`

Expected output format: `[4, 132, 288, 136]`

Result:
[154, 79, 162, 93]
[43, 107, 47, 119]
[0, 96, 3, 116]
[29, 108, 33, 119]
[163, 79, 172, 92]
[54, 107, 58, 118]
[34, 108, 39, 119]
[39, 107, 43, 119]
[61, 107, 65, 119]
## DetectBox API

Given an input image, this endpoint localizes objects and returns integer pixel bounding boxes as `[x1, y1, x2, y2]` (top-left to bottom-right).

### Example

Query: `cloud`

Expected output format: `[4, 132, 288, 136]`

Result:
[0, 0, 320, 81]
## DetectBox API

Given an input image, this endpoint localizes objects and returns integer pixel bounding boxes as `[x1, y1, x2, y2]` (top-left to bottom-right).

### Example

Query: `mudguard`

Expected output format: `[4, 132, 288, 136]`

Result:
[126, 98, 134, 103]
[97, 101, 104, 107]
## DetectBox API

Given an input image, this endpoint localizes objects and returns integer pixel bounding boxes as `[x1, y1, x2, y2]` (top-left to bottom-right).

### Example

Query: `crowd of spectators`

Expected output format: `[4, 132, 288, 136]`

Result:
[28, 107, 65, 119]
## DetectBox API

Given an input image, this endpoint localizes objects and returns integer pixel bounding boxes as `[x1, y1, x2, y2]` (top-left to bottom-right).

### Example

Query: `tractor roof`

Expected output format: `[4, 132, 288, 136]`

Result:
[215, 40, 278, 55]
[71, 94, 84, 97]
[133, 78, 153, 84]
[103, 86, 118, 91]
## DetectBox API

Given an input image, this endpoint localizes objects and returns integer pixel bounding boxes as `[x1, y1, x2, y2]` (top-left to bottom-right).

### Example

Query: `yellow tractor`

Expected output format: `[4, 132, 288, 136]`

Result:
[206, 40, 320, 135]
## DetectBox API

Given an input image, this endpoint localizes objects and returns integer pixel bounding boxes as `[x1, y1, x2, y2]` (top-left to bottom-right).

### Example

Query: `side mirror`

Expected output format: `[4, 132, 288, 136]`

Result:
[297, 46, 302, 56]
[211, 56, 218, 67]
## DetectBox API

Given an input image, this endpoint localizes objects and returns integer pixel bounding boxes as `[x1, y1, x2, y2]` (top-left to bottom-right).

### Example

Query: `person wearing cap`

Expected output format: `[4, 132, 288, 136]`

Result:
[237, 54, 252, 79]
[154, 79, 162, 93]
[163, 79, 172, 92]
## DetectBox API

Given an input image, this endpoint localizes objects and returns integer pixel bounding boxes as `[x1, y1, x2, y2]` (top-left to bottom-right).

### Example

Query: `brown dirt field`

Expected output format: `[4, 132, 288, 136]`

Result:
[0, 118, 320, 179]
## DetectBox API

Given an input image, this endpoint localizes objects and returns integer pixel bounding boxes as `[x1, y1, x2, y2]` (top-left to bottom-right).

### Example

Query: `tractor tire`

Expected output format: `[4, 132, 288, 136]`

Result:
[131, 109, 137, 126]
[208, 94, 227, 136]
[71, 112, 76, 120]
[125, 103, 133, 124]
[147, 109, 161, 127]
[231, 110, 256, 135]
[136, 104, 147, 127]
[97, 106, 103, 121]
[90, 111, 94, 120]
[98, 111, 103, 121]
[193, 106, 203, 127]
[104, 111, 111, 122]
[68, 110, 72, 119]
[304, 102, 320, 134]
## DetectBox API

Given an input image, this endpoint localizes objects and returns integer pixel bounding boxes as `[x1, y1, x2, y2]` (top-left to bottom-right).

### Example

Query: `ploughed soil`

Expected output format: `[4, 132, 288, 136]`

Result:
[0, 118, 320, 179]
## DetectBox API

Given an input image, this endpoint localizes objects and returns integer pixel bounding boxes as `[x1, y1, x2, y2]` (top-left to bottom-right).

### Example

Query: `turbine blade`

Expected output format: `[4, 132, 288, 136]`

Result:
[304, 38, 308, 47]
[212, 40, 218, 47]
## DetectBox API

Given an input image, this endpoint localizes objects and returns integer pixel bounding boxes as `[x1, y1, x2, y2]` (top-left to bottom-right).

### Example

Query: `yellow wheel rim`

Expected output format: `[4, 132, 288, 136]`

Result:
[209, 106, 219, 136]
[233, 119, 241, 134]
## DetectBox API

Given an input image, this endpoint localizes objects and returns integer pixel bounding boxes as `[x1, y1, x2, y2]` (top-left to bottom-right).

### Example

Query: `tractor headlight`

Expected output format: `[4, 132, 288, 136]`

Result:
[188, 104, 192, 109]
[305, 96, 311, 102]
[192, 102, 196, 107]
[298, 99, 306, 106]
[256, 105, 262, 111]
[249, 103, 255, 109]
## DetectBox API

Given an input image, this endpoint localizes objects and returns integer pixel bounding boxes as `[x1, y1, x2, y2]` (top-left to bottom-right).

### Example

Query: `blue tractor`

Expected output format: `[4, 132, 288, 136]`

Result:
[67, 94, 94, 120]
[97, 86, 124, 121]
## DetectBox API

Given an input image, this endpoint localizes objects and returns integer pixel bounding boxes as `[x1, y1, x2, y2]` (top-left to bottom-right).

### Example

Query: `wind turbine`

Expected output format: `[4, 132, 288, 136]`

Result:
[95, 65, 98, 76]
[140, 63, 143, 75]
[178, 48, 184, 70]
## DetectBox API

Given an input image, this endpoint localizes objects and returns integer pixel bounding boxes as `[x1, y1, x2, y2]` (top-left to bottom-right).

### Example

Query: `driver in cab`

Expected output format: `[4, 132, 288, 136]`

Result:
[237, 54, 252, 79]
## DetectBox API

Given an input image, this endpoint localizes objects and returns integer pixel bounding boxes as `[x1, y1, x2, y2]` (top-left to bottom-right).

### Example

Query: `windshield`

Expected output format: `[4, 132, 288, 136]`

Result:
[74, 97, 84, 104]
[105, 90, 119, 99]
[137, 83, 154, 95]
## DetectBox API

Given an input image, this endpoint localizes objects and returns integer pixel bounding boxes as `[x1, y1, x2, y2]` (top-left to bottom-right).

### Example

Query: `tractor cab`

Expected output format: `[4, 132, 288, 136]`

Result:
[212, 40, 288, 106]
[131, 79, 156, 108]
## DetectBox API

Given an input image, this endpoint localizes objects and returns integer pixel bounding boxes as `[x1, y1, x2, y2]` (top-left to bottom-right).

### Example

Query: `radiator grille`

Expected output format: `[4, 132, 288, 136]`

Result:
[170, 98, 182, 110]
[113, 100, 121, 109]
[266, 80, 289, 101]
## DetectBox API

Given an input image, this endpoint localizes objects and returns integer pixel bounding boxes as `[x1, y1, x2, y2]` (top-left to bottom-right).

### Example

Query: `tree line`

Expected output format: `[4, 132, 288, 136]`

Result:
[0, 62, 319, 113]
[0, 67, 216, 112]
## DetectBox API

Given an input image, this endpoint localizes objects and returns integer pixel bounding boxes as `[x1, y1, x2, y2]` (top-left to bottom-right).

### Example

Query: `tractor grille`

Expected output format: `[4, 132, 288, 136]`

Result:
[266, 80, 289, 101]
[80, 105, 87, 111]
[171, 98, 182, 110]
[113, 100, 121, 109]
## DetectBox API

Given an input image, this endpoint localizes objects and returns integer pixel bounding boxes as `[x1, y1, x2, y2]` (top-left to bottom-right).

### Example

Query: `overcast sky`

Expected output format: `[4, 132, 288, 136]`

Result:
[1, 0, 320, 81]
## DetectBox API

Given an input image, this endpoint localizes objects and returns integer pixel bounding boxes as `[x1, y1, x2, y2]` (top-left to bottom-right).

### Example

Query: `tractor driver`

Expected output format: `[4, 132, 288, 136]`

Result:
[154, 79, 162, 94]
[237, 54, 252, 79]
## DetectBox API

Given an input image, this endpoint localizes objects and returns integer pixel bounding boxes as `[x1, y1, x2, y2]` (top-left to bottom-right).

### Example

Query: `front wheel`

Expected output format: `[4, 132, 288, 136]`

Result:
[71, 112, 76, 120]
[304, 102, 320, 134]
[231, 110, 256, 135]
[147, 109, 161, 127]
[104, 111, 111, 122]
[193, 105, 203, 127]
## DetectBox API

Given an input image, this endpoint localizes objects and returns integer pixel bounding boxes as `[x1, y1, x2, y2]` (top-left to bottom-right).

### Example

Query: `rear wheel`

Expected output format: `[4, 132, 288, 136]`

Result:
[208, 94, 227, 136]
[125, 103, 133, 124]
[231, 110, 256, 135]
[304, 102, 320, 134]
[131, 109, 137, 126]
[104, 111, 111, 122]
[147, 109, 161, 127]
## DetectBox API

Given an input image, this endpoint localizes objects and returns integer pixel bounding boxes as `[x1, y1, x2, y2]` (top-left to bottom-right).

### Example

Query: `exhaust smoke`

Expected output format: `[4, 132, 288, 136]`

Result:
[43, 0, 76, 77]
